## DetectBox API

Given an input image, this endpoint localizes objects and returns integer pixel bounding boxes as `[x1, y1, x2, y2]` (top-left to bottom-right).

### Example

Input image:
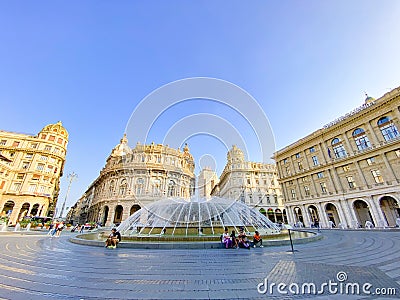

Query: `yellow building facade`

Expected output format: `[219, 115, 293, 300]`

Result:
[0, 122, 68, 225]
[273, 87, 400, 228]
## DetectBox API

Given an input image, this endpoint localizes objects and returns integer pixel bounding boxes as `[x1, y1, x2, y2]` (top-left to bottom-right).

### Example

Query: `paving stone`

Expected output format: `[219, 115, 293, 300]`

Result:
[0, 230, 400, 299]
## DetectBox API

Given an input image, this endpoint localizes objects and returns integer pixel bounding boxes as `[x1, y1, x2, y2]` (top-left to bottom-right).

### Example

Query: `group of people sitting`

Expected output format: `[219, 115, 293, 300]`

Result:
[221, 227, 263, 249]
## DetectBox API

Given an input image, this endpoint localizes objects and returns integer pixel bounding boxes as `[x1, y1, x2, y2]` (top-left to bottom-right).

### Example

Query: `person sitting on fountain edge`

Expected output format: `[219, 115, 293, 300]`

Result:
[105, 228, 121, 248]
[238, 228, 250, 249]
[222, 227, 232, 248]
[253, 231, 263, 248]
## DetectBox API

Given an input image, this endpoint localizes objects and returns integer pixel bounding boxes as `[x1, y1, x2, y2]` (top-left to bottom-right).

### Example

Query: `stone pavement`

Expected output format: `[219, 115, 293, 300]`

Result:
[0, 229, 399, 299]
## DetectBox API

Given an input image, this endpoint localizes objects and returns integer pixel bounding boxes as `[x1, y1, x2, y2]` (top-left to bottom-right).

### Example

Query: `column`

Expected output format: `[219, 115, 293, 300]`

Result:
[302, 204, 311, 227]
[335, 200, 349, 227]
[381, 152, 398, 182]
[366, 121, 380, 146]
[106, 205, 115, 227]
[9, 204, 22, 226]
[368, 195, 387, 227]
[342, 132, 355, 154]
[354, 160, 368, 186]
[317, 202, 329, 228]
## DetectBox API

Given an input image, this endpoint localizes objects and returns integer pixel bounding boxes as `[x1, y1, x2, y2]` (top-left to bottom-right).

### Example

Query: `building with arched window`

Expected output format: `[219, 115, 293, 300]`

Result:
[210, 146, 287, 224]
[273, 87, 400, 228]
[70, 134, 196, 226]
[0, 122, 68, 224]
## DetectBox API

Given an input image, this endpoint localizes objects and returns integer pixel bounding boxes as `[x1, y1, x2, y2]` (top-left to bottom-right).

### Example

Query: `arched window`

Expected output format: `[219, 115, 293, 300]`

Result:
[377, 116, 399, 141]
[119, 179, 127, 195]
[109, 180, 115, 196]
[331, 138, 347, 158]
[136, 178, 144, 195]
[352, 128, 371, 150]
[152, 178, 161, 196]
[168, 180, 176, 197]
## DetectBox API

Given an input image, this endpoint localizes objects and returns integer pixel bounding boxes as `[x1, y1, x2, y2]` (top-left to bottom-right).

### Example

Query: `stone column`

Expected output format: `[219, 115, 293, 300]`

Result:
[368, 195, 387, 227]
[335, 200, 349, 227]
[302, 204, 311, 227]
[106, 205, 115, 227]
[381, 152, 398, 182]
[366, 121, 380, 146]
[317, 202, 329, 228]
[343, 132, 355, 154]
[9, 204, 22, 226]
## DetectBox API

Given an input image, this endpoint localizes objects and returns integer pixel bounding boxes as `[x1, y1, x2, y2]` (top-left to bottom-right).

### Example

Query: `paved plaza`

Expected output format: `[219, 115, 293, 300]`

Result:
[0, 229, 399, 300]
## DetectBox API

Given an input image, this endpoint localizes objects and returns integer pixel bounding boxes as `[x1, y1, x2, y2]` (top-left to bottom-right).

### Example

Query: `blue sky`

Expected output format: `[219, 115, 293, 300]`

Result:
[0, 1, 399, 214]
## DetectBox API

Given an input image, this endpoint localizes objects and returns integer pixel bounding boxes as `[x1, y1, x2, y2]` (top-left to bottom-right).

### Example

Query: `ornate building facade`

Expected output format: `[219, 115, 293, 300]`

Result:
[273, 87, 400, 228]
[211, 146, 286, 223]
[75, 135, 196, 226]
[197, 167, 219, 199]
[0, 122, 68, 224]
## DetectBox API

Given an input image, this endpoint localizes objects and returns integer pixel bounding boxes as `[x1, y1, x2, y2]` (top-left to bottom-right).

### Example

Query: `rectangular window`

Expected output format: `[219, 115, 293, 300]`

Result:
[320, 182, 327, 193]
[298, 161, 303, 171]
[366, 157, 375, 165]
[41, 134, 47, 139]
[309, 147, 315, 153]
[283, 158, 288, 164]
[49, 135, 55, 141]
[57, 138, 63, 144]
[40, 155, 48, 161]
[347, 176, 356, 188]
[371, 170, 384, 183]
[36, 164, 45, 171]
[46, 165, 53, 173]
[312, 156, 319, 166]
[247, 179, 250, 185]
[295, 153, 301, 159]
[44, 145, 52, 151]
[396, 149, 400, 158]
[32, 174, 40, 181]
[304, 186, 310, 196]
[28, 184, 37, 193]
[11, 182, 21, 191]
[317, 172, 324, 179]
[30, 143, 38, 149]
[39, 186, 46, 193]
[22, 161, 30, 169]
[291, 189, 296, 199]
[25, 153, 33, 159]
[0, 140, 7, 146]
[285, 167, 291, 175]
[343, 165, 350, 172]
[12, 141, 20, 147]
[53, 148, 60, 154]
[16, 173, 24, 180]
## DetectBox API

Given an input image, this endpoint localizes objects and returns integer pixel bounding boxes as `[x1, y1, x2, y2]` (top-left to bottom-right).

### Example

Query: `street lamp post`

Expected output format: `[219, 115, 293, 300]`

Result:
[59, 172, 78, 218]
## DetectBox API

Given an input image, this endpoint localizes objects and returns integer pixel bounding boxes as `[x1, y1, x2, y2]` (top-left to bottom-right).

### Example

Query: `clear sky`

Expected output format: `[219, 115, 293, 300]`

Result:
[0, 1, 399, 215]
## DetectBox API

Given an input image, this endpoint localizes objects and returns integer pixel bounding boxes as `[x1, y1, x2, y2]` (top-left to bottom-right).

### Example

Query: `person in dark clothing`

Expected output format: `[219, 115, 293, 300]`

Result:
[105, 228, 122, 248]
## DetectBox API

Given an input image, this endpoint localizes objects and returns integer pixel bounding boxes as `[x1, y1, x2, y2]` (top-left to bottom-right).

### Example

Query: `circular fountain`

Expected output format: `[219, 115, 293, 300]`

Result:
[117, 196, 280, 240]
[71, 196, 321, 249]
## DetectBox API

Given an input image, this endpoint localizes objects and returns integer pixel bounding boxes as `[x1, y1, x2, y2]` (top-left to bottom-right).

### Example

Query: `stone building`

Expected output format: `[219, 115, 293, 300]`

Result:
[211, 146, 286, 223]
[76, 134, 196, 226]
[273, 87, 400, 228]
[0, 121, 68, 224]
[197, 167, 219, 198]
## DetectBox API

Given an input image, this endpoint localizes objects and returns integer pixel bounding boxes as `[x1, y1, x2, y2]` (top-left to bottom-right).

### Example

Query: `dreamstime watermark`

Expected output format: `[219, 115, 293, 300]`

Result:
[257, 271, 397, 296]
